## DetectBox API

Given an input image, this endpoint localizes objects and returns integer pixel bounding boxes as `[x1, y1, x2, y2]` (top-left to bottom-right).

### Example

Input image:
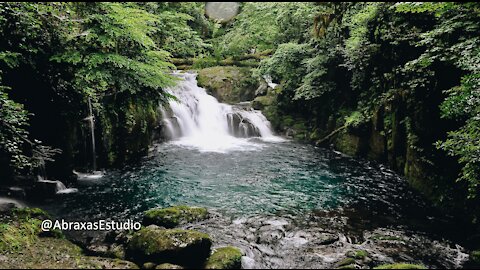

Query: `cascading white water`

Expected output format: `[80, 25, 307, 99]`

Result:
[160, 72, 283, 152]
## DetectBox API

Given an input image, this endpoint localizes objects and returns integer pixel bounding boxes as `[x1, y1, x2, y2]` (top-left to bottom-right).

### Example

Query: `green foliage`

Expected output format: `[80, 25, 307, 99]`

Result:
[344, 3, 381, 59]
[142, 2, 211, 58]
[345, 111, 367, 129]
[253, 1, 480, 202]
[0, 84, 31, 171]
[52, 2, 176, 101]
[294, 43, 338, 101]
[396, 2, 480, 197]
[216, 3, 320, 57]
[0, 51, 59, 174]
[256, 42, 309, 95]
[0, 2, 210, 177]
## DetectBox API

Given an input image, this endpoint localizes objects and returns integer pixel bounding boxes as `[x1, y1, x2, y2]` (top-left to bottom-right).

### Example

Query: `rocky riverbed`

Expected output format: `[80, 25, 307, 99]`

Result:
[2, 203, 477, 269]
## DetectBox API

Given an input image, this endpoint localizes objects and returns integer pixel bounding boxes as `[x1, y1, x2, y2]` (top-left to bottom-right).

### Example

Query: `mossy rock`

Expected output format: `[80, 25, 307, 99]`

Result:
[346, 249, 368, 259]
[197, 66, 257, 104]
[0, 207, 62, 253]
[337, 264, 356, 269]
[471, 250, 480, 263]
[0, 207, 138, 268]
[156, 263, 184, 269]
[337, 258, 356, 267]
[143, 205, 209, 228]
[374, 263, 426, 269]
[126, 225, 212, 267]
[0, 236, 138, 269]
[252, 95, 274, 110]
[142, 262, 157, 269]
[86, 257, 140, 269]
[11, 207, 50, 219]
[204, 246, 243, 269]
[334, 130, 366, 156]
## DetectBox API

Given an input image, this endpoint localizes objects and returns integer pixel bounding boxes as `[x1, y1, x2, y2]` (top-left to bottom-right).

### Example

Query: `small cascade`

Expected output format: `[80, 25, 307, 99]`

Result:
[159, 72, 283, 152]
[73, 170, 104, 181]
[87, 98, 97, 172]
[35, 179, 78, 195]
[263, 74, 278, 89]
[37, 157, 47, 180]
[55, 180, 67, 192]
[76, 98, 103, 181]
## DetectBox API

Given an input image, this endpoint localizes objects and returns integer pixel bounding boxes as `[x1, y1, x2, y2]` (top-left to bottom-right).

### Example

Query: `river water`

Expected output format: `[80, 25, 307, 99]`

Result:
[39, 73, 470, 268]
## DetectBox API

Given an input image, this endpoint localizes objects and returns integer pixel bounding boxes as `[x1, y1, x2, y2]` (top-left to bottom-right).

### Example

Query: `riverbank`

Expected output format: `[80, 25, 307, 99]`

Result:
[0, 205, 244, 269]
[2, 202, 478, 269]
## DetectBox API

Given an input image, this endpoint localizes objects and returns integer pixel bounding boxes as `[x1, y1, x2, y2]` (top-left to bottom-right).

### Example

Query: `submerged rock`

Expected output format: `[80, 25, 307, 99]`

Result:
[126, 225, 212, 267]
[143, 205, 209, 228]
[204, 246, 243, 269]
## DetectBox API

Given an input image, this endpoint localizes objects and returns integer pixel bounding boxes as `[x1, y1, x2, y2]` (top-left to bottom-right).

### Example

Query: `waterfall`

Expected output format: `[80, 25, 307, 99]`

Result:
[37, 157, 47, 180]
[160, 72, 283, 152]
[87, 98, 97, 172]
[35, 179, 78, 195]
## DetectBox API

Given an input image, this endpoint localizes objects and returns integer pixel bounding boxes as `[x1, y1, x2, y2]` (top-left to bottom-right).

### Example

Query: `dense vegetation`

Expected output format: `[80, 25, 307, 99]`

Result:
[217, 3, 479, 208]
[0, 2, 479, 218]
[0, 2, 209, 179]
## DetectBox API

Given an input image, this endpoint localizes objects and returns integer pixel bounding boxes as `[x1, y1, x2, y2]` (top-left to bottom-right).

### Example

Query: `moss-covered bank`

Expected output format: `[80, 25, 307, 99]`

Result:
[0, 207, 138, 269]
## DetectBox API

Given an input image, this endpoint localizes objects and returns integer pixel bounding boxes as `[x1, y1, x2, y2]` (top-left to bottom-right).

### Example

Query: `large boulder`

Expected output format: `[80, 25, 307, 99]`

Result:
[204, 247, 243, 269]
[143, 206, 208, 228]
[197, 66, 258, 104]
[29, 179, 69, 199]
[126, 225, 212, 267]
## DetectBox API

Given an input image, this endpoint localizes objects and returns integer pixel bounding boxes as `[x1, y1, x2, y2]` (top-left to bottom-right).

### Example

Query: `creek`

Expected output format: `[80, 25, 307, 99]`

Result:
[39, 73, 469, 268]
